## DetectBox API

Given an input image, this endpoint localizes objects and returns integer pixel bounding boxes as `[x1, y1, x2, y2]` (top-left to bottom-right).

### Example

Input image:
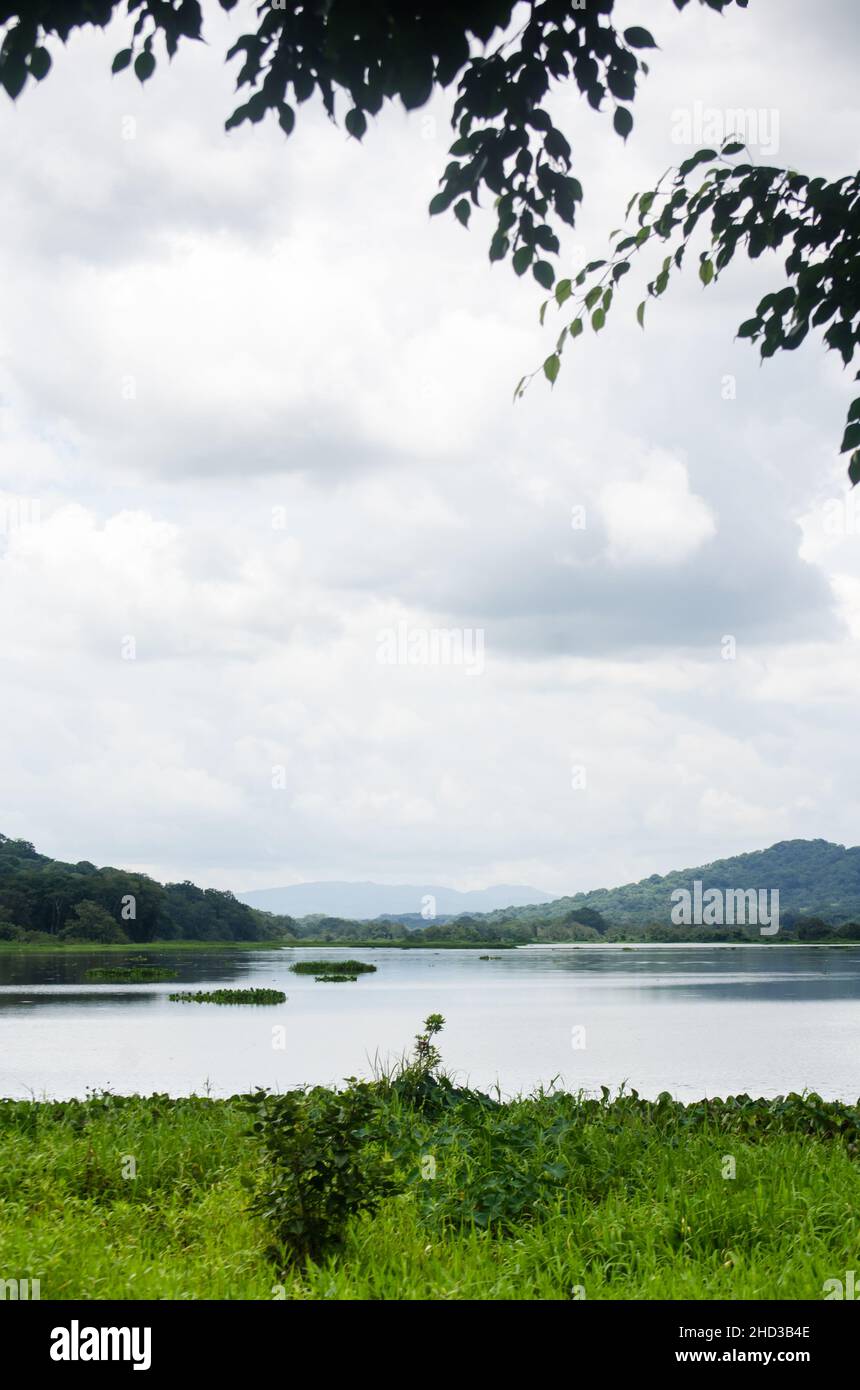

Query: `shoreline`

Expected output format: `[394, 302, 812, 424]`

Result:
[2, 938, 859, 954]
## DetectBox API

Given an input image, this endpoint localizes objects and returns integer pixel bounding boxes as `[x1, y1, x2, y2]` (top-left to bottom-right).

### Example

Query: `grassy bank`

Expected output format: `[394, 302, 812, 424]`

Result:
[0, 939, 292, 953]
[0, 939, 522, 953]
[1, 1082, 857, 1300]
[3, 938, 859, 955]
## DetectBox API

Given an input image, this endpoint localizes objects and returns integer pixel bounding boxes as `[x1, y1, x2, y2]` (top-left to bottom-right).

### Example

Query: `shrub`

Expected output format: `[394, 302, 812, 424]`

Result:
[59, 900, 129, 944]
[245, 1082, 399, 1266]
[795, 917, 833, 941]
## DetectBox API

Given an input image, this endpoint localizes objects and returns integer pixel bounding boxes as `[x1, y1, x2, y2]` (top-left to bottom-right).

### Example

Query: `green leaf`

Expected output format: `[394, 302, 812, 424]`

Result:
[512, 245, 533, 276]
[533, 260, 555, 290]
[555, 278, 572, 306]
[678, 149, 717, 179]
[848, 399, 860, 424]
[841, 424, 860, 455]
[134, 51, 156, 83]
[278, 103, 295, 136]
[636, 301, 646, 329]
[112, 48, 133, 74]
[722, 141, 745, 155]
[543, 354, 560, 385]
[1, 55, 28, 98]
[225, 104, 248, 131]
[428, 190, 454, 216]
[344, 108, 367, 140]
[454, 197, 471, 227]
[624, 26, 658, 49]
[543, 1162, 569, 1180]
[614, 107, 633, 140]
[584, 286, 602, 311]
[28, 47, 51, 81]
[849, 451, 860, 488]
[591, 308, 606, 332]
[570, 317, 583, 339]
[699, 259, 715, 286]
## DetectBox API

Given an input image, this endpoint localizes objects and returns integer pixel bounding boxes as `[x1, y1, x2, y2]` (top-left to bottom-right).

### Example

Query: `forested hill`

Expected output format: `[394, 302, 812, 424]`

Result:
[3, 834, 860, 946]
[482, 840, 860, 930]
[0, 834, 284, 943]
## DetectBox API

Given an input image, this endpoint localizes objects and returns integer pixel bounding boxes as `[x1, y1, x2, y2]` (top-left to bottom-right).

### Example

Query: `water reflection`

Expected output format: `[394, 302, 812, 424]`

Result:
[0, 945, 858, 1102]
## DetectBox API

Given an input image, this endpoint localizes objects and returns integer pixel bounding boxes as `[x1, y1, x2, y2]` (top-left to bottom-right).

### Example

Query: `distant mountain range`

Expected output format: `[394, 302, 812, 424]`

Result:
[237, 881, 554, 920]
[238, 841, 860, 927]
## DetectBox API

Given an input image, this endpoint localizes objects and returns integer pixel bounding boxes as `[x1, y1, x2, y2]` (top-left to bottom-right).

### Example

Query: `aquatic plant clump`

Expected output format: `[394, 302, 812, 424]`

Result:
[168, 988, 287, 1005]
[313, 974, 358, 983]
[290, 960, 376, 976]
[85, 966, 179, 983]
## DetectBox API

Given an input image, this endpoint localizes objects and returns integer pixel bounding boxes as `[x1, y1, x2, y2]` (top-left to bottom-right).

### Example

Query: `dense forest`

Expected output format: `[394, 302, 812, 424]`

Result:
[0, 834, 282, 943]
[2, 834, 860, 946]
[480, 840, 860, 933]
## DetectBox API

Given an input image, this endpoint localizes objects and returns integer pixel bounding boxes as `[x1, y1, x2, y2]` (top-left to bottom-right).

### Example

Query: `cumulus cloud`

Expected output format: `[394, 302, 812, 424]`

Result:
[598, 454, 716, 567]
[0, 0, 858, 892]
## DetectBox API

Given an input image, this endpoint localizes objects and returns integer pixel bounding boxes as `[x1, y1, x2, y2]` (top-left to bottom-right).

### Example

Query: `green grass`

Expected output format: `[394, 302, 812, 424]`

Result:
[0, 940, 293, 954]
[169, 989, 287, 1005]
[0, 1086, 857, 1300]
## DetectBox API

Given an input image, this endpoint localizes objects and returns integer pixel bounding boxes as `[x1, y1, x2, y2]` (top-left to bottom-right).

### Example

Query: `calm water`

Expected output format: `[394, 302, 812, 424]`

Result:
[1, 944, 858, 1102]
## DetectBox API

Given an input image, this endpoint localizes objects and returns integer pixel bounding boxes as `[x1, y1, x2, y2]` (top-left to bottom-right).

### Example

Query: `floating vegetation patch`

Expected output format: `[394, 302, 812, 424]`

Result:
[85, 966, 178, 983]
[313, 974, 359, 983]
[290, 960, 376, 976]
[168, 988, 286, 1005]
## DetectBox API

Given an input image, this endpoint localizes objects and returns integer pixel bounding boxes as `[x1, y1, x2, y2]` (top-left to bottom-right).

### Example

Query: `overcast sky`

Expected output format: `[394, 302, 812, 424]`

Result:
[0, 0, 858, 897]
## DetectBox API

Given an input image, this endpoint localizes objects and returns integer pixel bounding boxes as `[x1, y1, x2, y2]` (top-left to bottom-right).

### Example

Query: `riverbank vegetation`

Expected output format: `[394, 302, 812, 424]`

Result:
[4, 833, 860, 952]
[85, 966, 178, 983]
[1, 1019, 857, 1301]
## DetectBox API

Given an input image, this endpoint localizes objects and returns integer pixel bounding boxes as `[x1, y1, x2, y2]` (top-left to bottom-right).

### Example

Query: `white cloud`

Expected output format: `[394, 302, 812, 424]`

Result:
[598, 453, 716, 567]
[0, 0, 858, 895]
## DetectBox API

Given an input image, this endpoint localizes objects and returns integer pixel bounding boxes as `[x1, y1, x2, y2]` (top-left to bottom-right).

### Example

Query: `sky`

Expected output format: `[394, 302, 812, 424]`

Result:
[0, 0, 858, 898]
